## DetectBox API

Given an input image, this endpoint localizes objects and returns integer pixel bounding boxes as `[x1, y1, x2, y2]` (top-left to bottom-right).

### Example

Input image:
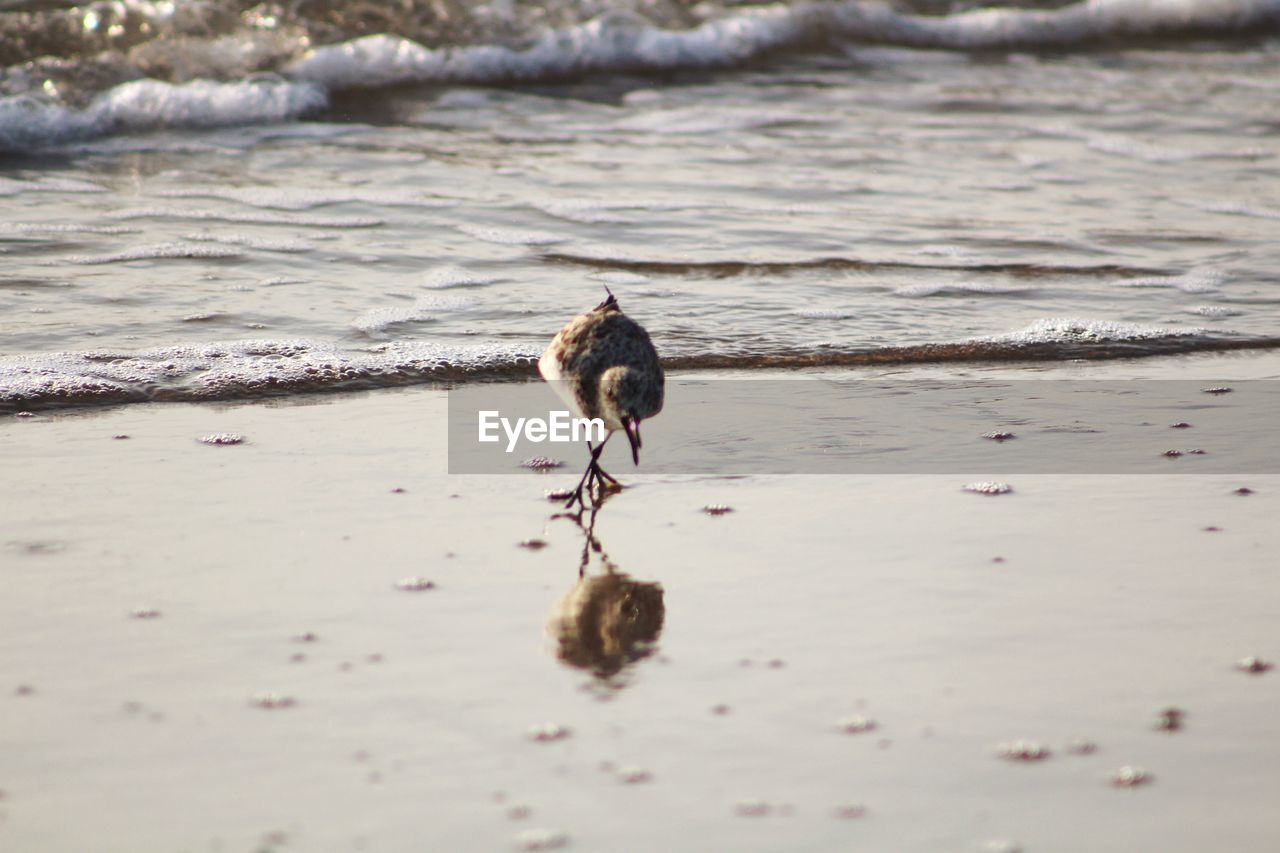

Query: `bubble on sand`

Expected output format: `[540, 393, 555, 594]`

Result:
[250, 693, 296, 709]
[1203, 526, 1222, 532]
[997, 740, 1051, 761]
[1169, 422, 1192, 429]
[15, 411, 34, 418]
[837, 715, 877, 734]
[390, 487, 406, 493]
[199, 433, 245, 445]
[519, 538, 549, 550]
[1110, 766, 1152, 787]
[395, 577, 436, 592]
[521, 457, 563, 470]
[544, 488, 575, 501]
[513, 829, 569, 851]
[983, 431, 1016, 441]
[129, 608, 161, 619]
[1203, 386, 1233, 395]
[1154, 707, 1185, 732]
[964, 482, 1013, 495]
[1236, 656, 1272, 674]
[1233, 487, 1255, 496]
[527, 723, 571, 742]
[702, 504, 734, 515]
[833, 803, 867, 819]
[113, 434, 130, 439]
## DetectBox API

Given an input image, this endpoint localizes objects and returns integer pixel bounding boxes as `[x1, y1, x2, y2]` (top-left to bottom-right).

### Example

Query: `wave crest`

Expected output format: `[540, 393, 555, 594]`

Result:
[4, 325, 1277, 413]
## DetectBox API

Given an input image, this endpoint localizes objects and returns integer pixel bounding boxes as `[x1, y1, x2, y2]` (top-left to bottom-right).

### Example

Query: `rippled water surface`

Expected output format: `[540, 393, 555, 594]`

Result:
[2, 2, 1279, 409]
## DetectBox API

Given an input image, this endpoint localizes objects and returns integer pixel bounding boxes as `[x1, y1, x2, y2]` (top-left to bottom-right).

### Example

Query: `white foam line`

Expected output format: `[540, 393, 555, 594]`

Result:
[64, 242, 245, 265]
[977, 318, 1205, 345]
[287, 1, 1280, 91]
[1, 78, 326, 152]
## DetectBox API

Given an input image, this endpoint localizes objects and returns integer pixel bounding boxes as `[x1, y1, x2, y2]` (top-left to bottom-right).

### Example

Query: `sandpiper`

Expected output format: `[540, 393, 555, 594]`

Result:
[539, 288, 664, 509]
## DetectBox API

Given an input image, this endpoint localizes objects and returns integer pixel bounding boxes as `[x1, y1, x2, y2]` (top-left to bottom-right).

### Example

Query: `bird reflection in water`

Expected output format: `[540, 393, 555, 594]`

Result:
[547, 500, 665, 687]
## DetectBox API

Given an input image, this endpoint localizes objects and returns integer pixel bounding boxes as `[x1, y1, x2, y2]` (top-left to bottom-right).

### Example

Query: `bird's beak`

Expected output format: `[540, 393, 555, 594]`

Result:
[622, 417, 641, 465]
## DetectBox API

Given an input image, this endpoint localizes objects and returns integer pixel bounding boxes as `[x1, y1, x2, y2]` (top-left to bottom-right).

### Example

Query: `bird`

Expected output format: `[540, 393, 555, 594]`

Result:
[539, 287, 664, 509]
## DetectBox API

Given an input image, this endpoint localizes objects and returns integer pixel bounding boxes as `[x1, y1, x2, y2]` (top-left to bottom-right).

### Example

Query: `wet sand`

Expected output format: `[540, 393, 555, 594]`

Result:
[3, 354, 1280, 852]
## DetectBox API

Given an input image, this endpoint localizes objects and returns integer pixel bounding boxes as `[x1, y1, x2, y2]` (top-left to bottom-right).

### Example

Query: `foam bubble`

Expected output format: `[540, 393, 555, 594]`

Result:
[0, 222, 136, 235]
[352, 296, 474, 334]
[0, 175, 108, 196]
[1188, 305, 1244, 318]
[287, 2, 1280, 93]
[64, 242, 245, 264]
[1117, 269, 1225, 292]
[182, 232, 314, 253]
[979, 318, 1203, 345]
[0, 338, 537, 411]
[1188, 200, 1280, 220]
[0, 79, 325, 152]
[422, 266, 502, 289]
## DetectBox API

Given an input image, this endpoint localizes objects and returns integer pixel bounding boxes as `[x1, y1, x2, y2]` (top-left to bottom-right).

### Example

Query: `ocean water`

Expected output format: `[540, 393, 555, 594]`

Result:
[2, 0, 1279, 411]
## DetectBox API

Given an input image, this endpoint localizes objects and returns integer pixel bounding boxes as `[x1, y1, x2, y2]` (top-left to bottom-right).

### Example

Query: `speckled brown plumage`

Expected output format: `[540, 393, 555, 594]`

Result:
[540, 290, 664, 507]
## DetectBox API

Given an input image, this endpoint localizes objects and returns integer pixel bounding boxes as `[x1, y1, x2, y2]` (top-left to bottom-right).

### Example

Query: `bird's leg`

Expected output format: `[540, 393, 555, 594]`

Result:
[565, 438, 610, 510]
[588, 433, 622, 495]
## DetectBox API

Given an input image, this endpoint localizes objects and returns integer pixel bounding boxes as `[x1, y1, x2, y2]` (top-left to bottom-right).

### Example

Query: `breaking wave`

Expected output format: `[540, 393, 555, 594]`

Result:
[2, 0, 1278, 151]
[4, 323, 1278, 413]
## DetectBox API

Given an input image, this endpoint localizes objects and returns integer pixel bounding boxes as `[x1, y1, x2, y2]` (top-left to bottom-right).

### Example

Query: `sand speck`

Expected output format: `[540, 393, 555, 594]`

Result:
[965, 482, 1013, 495]
[527, 723, 571, 742]
[199, 433, 246, 445]
[395, 577, 436, 591]
[1153, 707, 1185, 732]
[1110, 765, 1152, 787]
[997, 740, 1051, 761]
[1236, 656, 1272, 674]
[837, 715, 877, 734]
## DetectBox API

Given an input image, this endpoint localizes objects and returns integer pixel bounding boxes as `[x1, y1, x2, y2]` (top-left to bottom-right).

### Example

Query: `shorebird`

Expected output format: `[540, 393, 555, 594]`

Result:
[539, 288, 664, 509]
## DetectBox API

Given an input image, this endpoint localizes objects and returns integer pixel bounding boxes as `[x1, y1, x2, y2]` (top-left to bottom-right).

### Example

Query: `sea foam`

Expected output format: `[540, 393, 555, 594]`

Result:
[0, 78, 325, 151]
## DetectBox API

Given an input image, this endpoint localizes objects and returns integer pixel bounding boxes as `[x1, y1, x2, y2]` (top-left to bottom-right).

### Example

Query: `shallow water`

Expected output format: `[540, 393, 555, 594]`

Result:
[2, 1, 1280, 410]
